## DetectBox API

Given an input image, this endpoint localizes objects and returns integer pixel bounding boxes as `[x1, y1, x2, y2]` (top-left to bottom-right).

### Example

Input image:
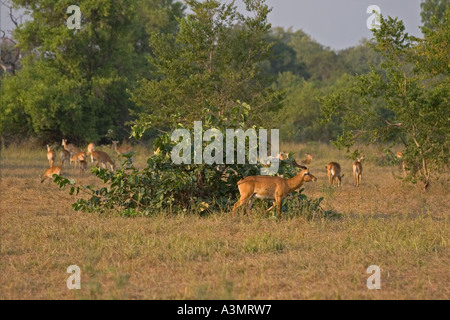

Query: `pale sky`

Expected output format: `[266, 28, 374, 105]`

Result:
[245, 0, 423, 50]
[1, 0, 424, 51]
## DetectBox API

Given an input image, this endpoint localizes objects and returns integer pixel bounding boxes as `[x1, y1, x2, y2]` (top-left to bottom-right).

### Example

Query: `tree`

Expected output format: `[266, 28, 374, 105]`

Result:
[320, 12, 449, 189]
[0, 0, 184, 144]
[130, 0, 282, 138]
[420, 0, 448, 30]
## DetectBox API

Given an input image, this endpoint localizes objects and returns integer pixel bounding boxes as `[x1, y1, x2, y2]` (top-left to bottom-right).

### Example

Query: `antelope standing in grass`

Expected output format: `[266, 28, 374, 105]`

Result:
[79, 159, 88, 173]
[87, 142, 96, 163]
[302, 153, 313, 165]
[91, 150, 115, 171]
[70, 152, 87, 168]
[352, 157, 364, 187]
[41, 166, 62, 183]
[112, 140, 133, 156]
[326, 162, 344, 186]
[232, 165, 317, 217]
[46, 145, 56, 168]
[396, 151, 410, 177]
[60, 149, 70, 167]
[62, 139, 81, 156]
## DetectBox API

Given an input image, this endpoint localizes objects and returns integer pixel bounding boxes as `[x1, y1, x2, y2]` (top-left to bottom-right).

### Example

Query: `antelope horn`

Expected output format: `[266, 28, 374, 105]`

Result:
[293, 159, 307, 170]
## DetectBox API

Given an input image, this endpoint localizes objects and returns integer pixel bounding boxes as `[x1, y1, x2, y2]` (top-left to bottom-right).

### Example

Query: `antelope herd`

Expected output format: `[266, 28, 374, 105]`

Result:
[40, 139, 121, 183]
[39, 142, 405, 216]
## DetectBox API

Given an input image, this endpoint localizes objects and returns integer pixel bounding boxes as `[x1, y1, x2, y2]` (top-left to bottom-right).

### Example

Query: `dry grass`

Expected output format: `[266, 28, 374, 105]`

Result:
[0, 143, 449, 300]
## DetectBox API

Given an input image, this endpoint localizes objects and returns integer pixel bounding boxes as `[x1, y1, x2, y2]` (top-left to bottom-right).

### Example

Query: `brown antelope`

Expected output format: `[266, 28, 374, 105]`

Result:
[79, 159, 88, 173]
[92, 150, 115, 171]
[70, 154, 77, 167]
[352, 157, 364, 187]
[302, 153, 313, 165]
[41, 166, 62, 183]
[326, 162, 344, 186]
[87, 142, 96, 163]
[46, 145, 56, 168]
[277, 151, 289, 161]
[112, 140, 133, 156]
[232, 165, 317, 217]
[70, 152, 86, 168]
[396, 151, 409, 177]
[62, 139, 81, 156]
[60, 149, 70, 166]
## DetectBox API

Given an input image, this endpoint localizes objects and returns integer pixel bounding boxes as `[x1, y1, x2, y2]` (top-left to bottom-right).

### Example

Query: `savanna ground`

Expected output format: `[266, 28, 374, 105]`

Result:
[0, 142, 449, 300]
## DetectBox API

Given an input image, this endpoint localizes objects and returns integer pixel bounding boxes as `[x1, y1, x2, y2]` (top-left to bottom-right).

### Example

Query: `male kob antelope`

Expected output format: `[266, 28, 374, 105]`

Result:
[91, 150, 115, 171]
[62, 139, 81, 156]
[112, 140, 133, 156]
[46, 145, 56, 168]
[352, 157, 364, 187]
[233, 165, 317, 217]
[41, 166, 62, 183]
[326, 162, 344, 186]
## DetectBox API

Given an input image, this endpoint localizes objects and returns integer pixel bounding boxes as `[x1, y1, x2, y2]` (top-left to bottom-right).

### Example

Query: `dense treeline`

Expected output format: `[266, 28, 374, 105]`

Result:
[0, 0, 448, 153]
[1, 0, 384, 145]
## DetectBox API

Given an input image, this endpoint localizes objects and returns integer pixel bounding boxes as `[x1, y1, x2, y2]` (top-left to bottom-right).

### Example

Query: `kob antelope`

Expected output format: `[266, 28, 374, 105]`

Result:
[70, 152, 87, 168]
[46, 145, 56, 168]
[87, 142, 96, 163]
[41, 166, 62, 183]
[60, 149, 70, 166]
[112, 140, 133, 156]
[92, 150, 115, 171]
[302, 153, 313, 165]
[396, 151, 410, 177]
[277, 151, 289, 161]
[232, 165, 317, 217]
[352, 157, 364, 187]
[62, 139, 81, 156]
[79, 159, 88, 173]
[326, 162, 344, 186]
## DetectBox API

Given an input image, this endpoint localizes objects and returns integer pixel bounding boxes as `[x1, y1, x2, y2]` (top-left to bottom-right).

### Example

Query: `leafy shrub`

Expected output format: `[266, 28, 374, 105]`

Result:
[54, 103, 308, 216]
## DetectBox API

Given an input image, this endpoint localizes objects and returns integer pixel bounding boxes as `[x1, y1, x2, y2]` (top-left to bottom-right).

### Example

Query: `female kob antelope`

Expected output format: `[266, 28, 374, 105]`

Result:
[60, 149, 70, 167]
[326, 162, 344, 186]
[233, 165, 317, 217]
[396, 151, 410, 177]
[79, 159, 88, 173]
[46, 145, 56, 168]
[70, 152, 87, 168]
[302, 153, 313, 165]
[87, 142, 96, 163]
[62, 139, 81, 156]
[112, 140, 133, 156]
[91, 150, 115, 171]
[352, 157, 364, 187]
[41, 166, 62, 183]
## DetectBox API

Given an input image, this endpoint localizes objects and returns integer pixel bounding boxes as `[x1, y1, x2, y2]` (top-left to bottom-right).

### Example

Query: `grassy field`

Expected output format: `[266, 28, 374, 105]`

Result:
[1, 142, 449, 299]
